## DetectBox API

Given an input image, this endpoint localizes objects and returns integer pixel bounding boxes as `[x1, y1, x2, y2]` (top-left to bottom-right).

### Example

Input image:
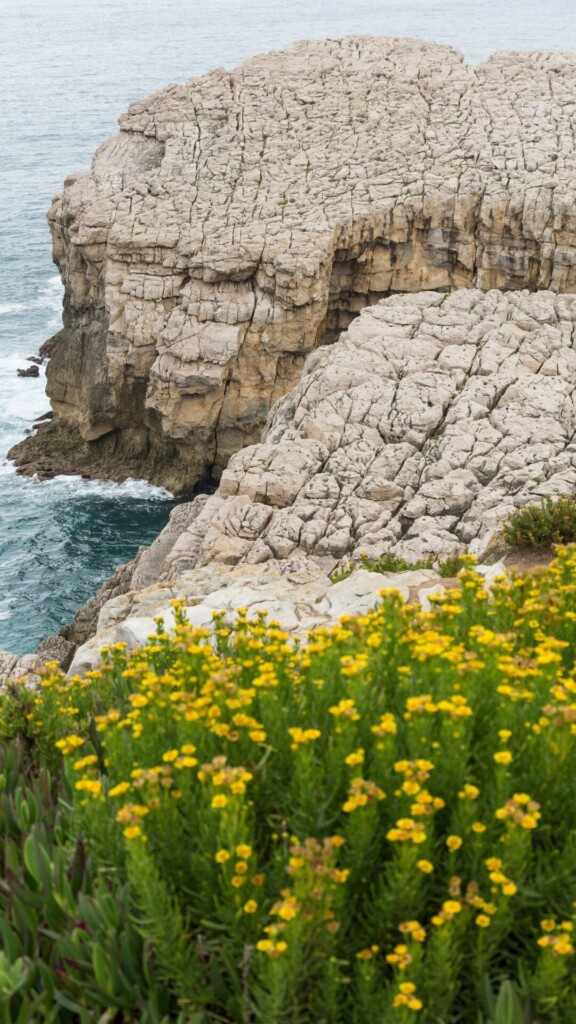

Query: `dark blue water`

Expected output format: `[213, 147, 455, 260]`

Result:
[1, 0, 576, 654]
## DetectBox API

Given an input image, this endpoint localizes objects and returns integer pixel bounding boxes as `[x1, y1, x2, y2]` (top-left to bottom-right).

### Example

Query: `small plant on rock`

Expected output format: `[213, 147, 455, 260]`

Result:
[330, 552, 468, 582]
[503, 495, 576, 548]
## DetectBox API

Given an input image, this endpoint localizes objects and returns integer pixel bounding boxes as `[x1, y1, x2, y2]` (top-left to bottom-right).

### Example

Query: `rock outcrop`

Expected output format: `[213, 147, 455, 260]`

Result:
[105, 289, 576, 577]
[26, 283, 570, 676]
[66, 560, 506, 676]
[11, 37, 576, 490]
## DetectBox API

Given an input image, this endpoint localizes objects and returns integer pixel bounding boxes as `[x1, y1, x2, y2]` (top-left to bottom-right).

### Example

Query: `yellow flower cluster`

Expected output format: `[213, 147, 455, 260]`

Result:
[485, 857, 517, 897]
[393, 981, 423, 1011]
[54, 734, 84, 755]
[495, 793, 541, 830]
[342, 777, 385, 813]
[288, 726, 321, 748]
[537, 919, 574, 956]
[9, 548, 576, 1021]
[387, 817, 427, 844]
[329, 698, 360, 721]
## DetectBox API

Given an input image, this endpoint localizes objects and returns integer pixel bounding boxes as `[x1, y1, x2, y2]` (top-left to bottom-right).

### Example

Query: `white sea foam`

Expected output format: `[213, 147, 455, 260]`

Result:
[0, 302, 26, 315]
[0, 456, 173, 499]
[0, 276, 62, 318]
[0, 351, 42, 372]
[45, 474, 174, 500]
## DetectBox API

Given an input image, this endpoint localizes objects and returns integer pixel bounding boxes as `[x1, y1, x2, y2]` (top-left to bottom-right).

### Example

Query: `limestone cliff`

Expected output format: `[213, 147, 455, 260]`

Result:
[11, 37, 576, 491]
[85, 288, 576, 583]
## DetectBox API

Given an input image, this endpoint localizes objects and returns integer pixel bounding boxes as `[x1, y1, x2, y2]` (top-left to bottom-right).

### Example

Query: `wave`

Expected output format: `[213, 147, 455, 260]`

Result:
[0, 458, 173, 500]
[0, 275, 63, 318]
[1, 350, 45, 371]
[0, 302, 26, 315]
[45, 474, 174, 500]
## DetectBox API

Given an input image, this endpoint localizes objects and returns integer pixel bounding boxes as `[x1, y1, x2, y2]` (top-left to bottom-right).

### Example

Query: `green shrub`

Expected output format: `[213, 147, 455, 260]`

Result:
[503, 495, 576, 548]
[2, 549, 576, 1021]
[435, 554, 470, 578]
[0, 741, 179, 1022]
[331, 552, 468, 582]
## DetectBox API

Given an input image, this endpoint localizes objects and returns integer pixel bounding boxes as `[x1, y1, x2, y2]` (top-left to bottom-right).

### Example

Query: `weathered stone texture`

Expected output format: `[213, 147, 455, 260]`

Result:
[66, 560, 506, 676]
[134, 289, 576, 574]
[12, 38, 576, 488]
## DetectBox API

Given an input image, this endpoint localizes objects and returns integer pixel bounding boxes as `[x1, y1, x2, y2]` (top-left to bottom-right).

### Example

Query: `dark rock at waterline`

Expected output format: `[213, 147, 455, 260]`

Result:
[10, 419, 197, 495]
[34, 411, 53, 424]
[17, 364, 40, 378]
[36, 634, 75, 672]
[27, 355, 43, 365]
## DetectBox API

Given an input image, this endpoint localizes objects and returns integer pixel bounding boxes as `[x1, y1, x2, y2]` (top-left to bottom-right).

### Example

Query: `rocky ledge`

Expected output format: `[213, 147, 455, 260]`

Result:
[4, 285, 569, 683]
[104, 287, 576, 579]
[10, 37, 576, 490]
[67, 560, 506, 676]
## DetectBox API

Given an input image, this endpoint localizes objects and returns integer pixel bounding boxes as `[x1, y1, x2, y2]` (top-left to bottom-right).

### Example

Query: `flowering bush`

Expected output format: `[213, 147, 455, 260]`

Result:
[2, 549, 576, 1022]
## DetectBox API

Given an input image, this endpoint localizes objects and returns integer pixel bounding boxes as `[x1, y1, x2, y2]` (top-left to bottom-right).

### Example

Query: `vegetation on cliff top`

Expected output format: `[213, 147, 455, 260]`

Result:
[504, 495, 576, 549]
[1, 551, 576, 1022]
[330, 552, 469, 583]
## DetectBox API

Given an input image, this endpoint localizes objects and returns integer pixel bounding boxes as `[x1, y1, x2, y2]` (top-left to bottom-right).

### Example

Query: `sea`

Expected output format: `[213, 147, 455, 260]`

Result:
[1, 0, 575, 655]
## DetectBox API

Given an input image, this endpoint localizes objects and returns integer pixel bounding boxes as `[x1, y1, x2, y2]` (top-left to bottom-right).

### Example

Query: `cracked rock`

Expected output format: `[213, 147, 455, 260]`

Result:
[11, 38, 576, 489]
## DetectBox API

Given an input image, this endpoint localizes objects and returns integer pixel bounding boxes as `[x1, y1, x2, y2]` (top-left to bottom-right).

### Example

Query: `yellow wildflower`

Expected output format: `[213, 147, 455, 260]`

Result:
[493, 751, 513, 765]
[344, 748, 365, 767]
[417, 860, 434, 873]
[108, 781, 131, 798]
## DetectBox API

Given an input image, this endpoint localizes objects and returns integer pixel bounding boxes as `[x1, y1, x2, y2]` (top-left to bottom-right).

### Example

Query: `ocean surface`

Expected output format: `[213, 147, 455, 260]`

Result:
[1, 0, 576, 655]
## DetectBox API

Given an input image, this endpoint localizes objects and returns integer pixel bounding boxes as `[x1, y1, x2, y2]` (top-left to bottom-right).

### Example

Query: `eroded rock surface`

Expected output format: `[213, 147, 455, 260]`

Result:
[67, 561, 506, 676]
[118, 289, 576, 574]
[11, 38, 576, 489]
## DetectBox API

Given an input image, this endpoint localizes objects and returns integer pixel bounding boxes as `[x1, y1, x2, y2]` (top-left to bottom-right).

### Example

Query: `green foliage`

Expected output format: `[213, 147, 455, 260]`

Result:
[331, 551, 468, 582]
[0, 741, 177, 1022]
[480, 976, 535, 1024]
[503, 495, 576, 548]
[436, 553, 470, 578]
[2, 549, 576, 1020]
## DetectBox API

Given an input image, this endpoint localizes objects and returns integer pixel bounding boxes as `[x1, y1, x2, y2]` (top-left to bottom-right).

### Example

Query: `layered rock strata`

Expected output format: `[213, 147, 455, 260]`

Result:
[11, 38, 576, 490]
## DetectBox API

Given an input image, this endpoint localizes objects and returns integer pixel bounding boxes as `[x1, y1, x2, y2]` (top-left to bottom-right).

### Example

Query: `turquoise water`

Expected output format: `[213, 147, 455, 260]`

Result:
[1, 0, 576, 655]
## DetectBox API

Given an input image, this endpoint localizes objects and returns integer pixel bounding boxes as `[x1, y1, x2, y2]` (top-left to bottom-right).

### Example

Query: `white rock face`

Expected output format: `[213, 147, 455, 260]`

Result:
[132, 289, 576, 575]
[12, 38, 576, 489]
[67, 557, 509, 675]
[67, 562, 457, 675]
